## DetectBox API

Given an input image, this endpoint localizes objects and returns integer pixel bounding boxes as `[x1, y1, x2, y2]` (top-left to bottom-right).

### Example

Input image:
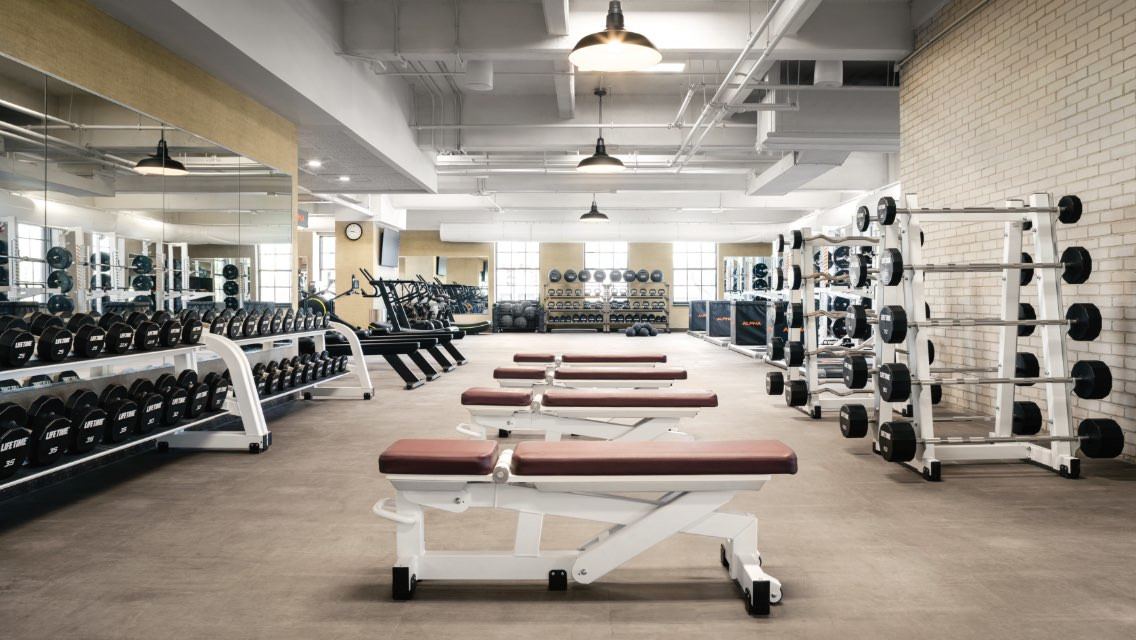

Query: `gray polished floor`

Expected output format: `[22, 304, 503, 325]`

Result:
[1, 332, 1135, 639]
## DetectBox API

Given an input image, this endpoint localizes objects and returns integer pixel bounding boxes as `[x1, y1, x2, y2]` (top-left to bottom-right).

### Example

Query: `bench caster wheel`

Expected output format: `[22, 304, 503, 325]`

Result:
[720, 544, 729, 568]
[497, 429, 511, 439]
[392, 567, 417, 601]
[248, 443, 261, 454]
[364, 392, 372, 400]
[548, 569, 567, 591]
[156, 441, 169, 453]
[303, 392, 312, 400]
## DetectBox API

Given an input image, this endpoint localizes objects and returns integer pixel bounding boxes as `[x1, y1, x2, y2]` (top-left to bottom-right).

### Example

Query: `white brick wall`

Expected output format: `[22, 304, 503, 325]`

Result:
[900, 0, 1136, 460]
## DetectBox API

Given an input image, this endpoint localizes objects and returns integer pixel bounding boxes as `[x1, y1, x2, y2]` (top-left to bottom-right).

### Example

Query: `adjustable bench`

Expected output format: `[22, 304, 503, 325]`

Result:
[514, 353, 667, 368]
[494, 366, 688, 389]
[374, 438, 797, 616]
[456, 387, 717, 441]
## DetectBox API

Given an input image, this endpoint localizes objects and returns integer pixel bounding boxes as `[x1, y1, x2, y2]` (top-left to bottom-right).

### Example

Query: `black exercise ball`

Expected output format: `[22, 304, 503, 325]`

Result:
[577, 269, 591, 282]
[636, 269, 649, 283]
[625, 327, 636, 336]
[610, 269, 623, 282]
[623, 269, 636, 282]
[564, 269, 578, 282]
[646, 324, 658, 336]
[637, 327, 650, 337]
[593, 269, 606, 282]
[650, 269, 663, 283]
[548, 269, 562, 282]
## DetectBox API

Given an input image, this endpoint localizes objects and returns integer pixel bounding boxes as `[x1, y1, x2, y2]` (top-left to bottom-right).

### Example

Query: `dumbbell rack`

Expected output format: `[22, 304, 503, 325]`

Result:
[866, 193, 1084, 480]
[615, 282, 669, 333]
[778, 228, 876, 419]
[543, 282, 603, 331]
[0, 321, 372, 492]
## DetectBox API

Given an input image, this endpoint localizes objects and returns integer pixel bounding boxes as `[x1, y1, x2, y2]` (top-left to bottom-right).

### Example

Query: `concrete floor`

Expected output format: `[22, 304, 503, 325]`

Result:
[2, 332, 1135, 639]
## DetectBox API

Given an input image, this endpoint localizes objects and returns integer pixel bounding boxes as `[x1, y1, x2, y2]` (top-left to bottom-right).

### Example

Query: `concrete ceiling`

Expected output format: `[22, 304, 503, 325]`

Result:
[87, 0, 917, 241]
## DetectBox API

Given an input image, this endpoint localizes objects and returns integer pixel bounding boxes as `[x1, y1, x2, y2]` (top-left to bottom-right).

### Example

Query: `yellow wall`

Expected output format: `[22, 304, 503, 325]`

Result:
[628, 243, 678, 329]
[334, 222, 379, 327]
[296, 230, 315, 288]
[400, 231, 494, 300]
[539, 243, 585, 282]
[716, 242, 772, 299]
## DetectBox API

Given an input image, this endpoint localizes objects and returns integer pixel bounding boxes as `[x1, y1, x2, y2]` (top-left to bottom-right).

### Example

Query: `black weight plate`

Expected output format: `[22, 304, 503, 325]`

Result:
[185, 384, 210, 419]
[204, 373, 230, 412]
[0, 424, 31, 479]
[131, 275, 153, 291]
[37, 327, 73, 361]
[243, 314, 259, 336]
[132, 321, 160, 351]
[47, 270, 74, 293]
[258, 314, 272, 335]
[131, 254, 154, 274]
[224, 297, 240, 310]
[134, 392, 164, 434]
[105, 323, 134, 353]
[154, 374, 178, 395]
[159, 319, 183, 347]
[222, 264, 240, 280]
[28, 416, 70, 466]
[102, 399, 137, 443]
[45, 246, 73, 270]
[24, 375, 52, 389]
[0, 328, 35, 367]
[161, 387, 188, 426]
[222, 280, 240, 296]
[47, 295, 75, 314]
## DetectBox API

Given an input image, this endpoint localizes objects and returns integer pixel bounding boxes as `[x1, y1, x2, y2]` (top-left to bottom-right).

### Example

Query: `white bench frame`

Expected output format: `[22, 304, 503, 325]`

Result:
[496, 371, 678, 390]
[516, 356, 664, 369]
[457, 400, 707, 441]
[374, 448, 782, 616]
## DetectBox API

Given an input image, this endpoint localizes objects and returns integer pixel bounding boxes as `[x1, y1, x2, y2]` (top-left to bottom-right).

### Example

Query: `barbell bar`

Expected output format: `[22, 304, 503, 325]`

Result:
[875, 195, 1083, 225]
[876, 359, 1112, 404]
[855, 206, 928, 242]
[877, 302, 1101, 343]
[776, 230, 878, 253]
[878, 417, 1124, 463]
[0, 247, 155, 274]
[878, 247, 1091, 287]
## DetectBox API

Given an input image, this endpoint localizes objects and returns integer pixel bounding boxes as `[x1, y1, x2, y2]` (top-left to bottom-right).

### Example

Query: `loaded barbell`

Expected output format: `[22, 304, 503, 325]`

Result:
[876, 302, 1101, 343]
[838, 402, 1046, 439]
[877, 417, 1124, 463]
[876, 359, 1112, 404]
[875, 194, 1082, 225]
[878, 246, 1092, 287]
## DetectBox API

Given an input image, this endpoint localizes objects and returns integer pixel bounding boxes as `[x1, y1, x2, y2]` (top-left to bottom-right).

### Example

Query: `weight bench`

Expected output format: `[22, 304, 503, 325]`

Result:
[374, 438, 797, 616]
[456, 387, 717, 441]
[494, 366, 687, 389]
[514, 353, 667, 368]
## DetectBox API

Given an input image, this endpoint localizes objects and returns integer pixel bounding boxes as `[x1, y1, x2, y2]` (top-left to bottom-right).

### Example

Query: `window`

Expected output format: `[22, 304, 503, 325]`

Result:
[316, 234, 336, 292]
[495, 241, 540, 301]
[257, 243, 292, 304]
[672, 241, 716, 303]
[17, 224, 47, 301]
[584, 241, 628, 272]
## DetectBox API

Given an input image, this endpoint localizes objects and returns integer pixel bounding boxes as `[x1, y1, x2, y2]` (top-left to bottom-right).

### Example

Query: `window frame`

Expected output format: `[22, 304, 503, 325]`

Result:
[584, 241, 629, 272]
[672, 241, 717, 305]
[494, 241, 540, 302]
[257, 242, 292, 304]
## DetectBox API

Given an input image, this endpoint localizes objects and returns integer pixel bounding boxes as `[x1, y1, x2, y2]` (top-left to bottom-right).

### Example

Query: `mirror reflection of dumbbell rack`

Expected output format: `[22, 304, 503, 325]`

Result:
[764, 228, 879, 419]
[0, 306, 373, 492]
[0, 218, 74, 309]
[846, 192, 1121, 481]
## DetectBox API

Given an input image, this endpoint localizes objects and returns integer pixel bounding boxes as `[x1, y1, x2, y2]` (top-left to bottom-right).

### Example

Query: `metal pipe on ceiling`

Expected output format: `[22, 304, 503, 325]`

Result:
[412, 121, 773, 131]
[0, 97, 77, 128]
[0, 120, 136, 170]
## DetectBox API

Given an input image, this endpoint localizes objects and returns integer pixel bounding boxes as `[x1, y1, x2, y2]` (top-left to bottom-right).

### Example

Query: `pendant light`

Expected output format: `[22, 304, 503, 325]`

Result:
[580, 195, 610, 222]
[577, 88, 625, 173]
[569, 1, 661, 72]
[134, 130, 188, 176]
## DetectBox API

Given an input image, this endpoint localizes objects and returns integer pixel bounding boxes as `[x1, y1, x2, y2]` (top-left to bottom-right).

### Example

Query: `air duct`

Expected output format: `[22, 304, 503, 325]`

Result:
[813, 61, 843, 87]
[463, 60, 494, 92]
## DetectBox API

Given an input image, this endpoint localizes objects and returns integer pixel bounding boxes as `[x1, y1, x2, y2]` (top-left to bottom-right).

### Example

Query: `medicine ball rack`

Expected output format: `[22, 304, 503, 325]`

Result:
[765, 228, 877, 418]
[843, 193, 1121, 480]
[0, 320, 371, 492]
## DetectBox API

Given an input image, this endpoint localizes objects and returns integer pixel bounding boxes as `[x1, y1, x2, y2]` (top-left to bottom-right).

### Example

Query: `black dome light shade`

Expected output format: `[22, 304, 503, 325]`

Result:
[134, 135, 188, 176]
[569, 1, 661, 72]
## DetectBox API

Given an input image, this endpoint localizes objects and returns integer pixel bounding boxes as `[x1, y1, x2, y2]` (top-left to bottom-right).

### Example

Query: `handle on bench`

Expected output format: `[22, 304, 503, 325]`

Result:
[372, 498, 417, 525]
[456, 423, 484, 439]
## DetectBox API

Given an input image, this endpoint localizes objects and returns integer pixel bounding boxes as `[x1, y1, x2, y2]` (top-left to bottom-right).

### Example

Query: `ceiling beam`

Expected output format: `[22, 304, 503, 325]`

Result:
[552, 61, 575, 119]
[541, 0, 570, 36]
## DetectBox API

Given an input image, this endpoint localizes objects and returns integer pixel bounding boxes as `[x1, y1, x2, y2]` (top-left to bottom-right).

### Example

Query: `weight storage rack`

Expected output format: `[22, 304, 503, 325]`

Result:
[0, 320, 372, 492]
[851, 193, 1111, 480]
[766, 228, 877, 418]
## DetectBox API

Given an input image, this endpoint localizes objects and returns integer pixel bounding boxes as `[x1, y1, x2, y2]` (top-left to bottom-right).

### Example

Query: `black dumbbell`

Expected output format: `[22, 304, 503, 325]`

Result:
[202, 372, 230, 412]
[290, 356, 310, 384]
[26, 313, 73, 362]
[64, 313, 107, 358]
[281, 308, 295, 332]
[150, 311, 184, 348]
[176, 370, 211, 419]
[97, 312, 135, 354]
[257, 311, 273, 336]
[0, 315, 36, 368]
[64, 389, 106, 454]
[0, 403, 32, 479]
[271, 309, 284, 334]
[126, 312, 161, 351]
[24, 374, 53, 389]
[153, 374, 188, 426]
[251, 362, 271, 396]
[26, 396, 72, 466]
[276, 359, 298, 388]
[98, 384, 138, 444]
[242, 311, 261, 337]
[127, 379, 165, 434]
[177, 309, 204, 345]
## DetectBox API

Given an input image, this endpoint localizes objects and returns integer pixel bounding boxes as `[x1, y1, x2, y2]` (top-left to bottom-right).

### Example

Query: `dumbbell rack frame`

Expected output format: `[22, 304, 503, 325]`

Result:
[874, 193, 1080, 480]
[0, 322, 372, 492]
[786, 228, 875, 418]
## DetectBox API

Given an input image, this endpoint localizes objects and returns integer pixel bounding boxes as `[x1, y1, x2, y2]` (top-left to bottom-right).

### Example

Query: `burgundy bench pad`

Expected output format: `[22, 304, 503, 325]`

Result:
[381, 439, 499, 475]
[514, 353, 556, 363]
[494, 367, 548, 380]
[511, 440, 798, 476]
[561, 353, 667, 363]
[540, 389, 717, 408]
[554, 367, 687, 381]
[461, 387, 534, 406]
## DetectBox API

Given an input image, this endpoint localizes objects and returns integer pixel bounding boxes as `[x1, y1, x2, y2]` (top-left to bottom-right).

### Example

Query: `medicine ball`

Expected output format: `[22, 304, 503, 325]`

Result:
[499, 315, 513, 328]
[577, 269, 591, 282]
[636, 269, 649, 283]
[625, 327, 636, 336]
[593, 269, 606, 282]
[513, 316, 528, 330]
[549, 269, 562, 282]
[623, 269, 636, 282]
[646, 323, 658, 336]
[650, 269, 663, 283]
[637, 327, 651, 337]
[564, 269, 578, 282]
[610, 269, 623, 282]
[523, 306, 536, 320]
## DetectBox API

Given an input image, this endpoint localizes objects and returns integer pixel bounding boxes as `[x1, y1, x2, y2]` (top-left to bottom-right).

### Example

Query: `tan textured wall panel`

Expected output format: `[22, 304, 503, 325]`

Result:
[334, 222, 378, 327]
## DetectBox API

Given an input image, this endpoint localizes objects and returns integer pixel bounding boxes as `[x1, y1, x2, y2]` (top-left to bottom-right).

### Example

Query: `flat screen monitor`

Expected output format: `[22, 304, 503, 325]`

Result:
[436, 256, 447, 277]
[379, 229, 400, 267]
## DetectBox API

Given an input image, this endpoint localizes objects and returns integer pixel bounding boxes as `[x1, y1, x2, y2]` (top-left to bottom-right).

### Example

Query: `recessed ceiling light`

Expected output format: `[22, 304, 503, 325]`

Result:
[307, 159, 323, 168]
[338, 176, 350, 182]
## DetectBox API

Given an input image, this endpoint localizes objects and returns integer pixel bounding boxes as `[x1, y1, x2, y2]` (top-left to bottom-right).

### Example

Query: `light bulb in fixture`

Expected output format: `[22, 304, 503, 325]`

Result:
[338, 176, 351, 182]
[577, 88, 625, 173]
[307, 159, 323, 168]
[569, 1, 661, 72]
